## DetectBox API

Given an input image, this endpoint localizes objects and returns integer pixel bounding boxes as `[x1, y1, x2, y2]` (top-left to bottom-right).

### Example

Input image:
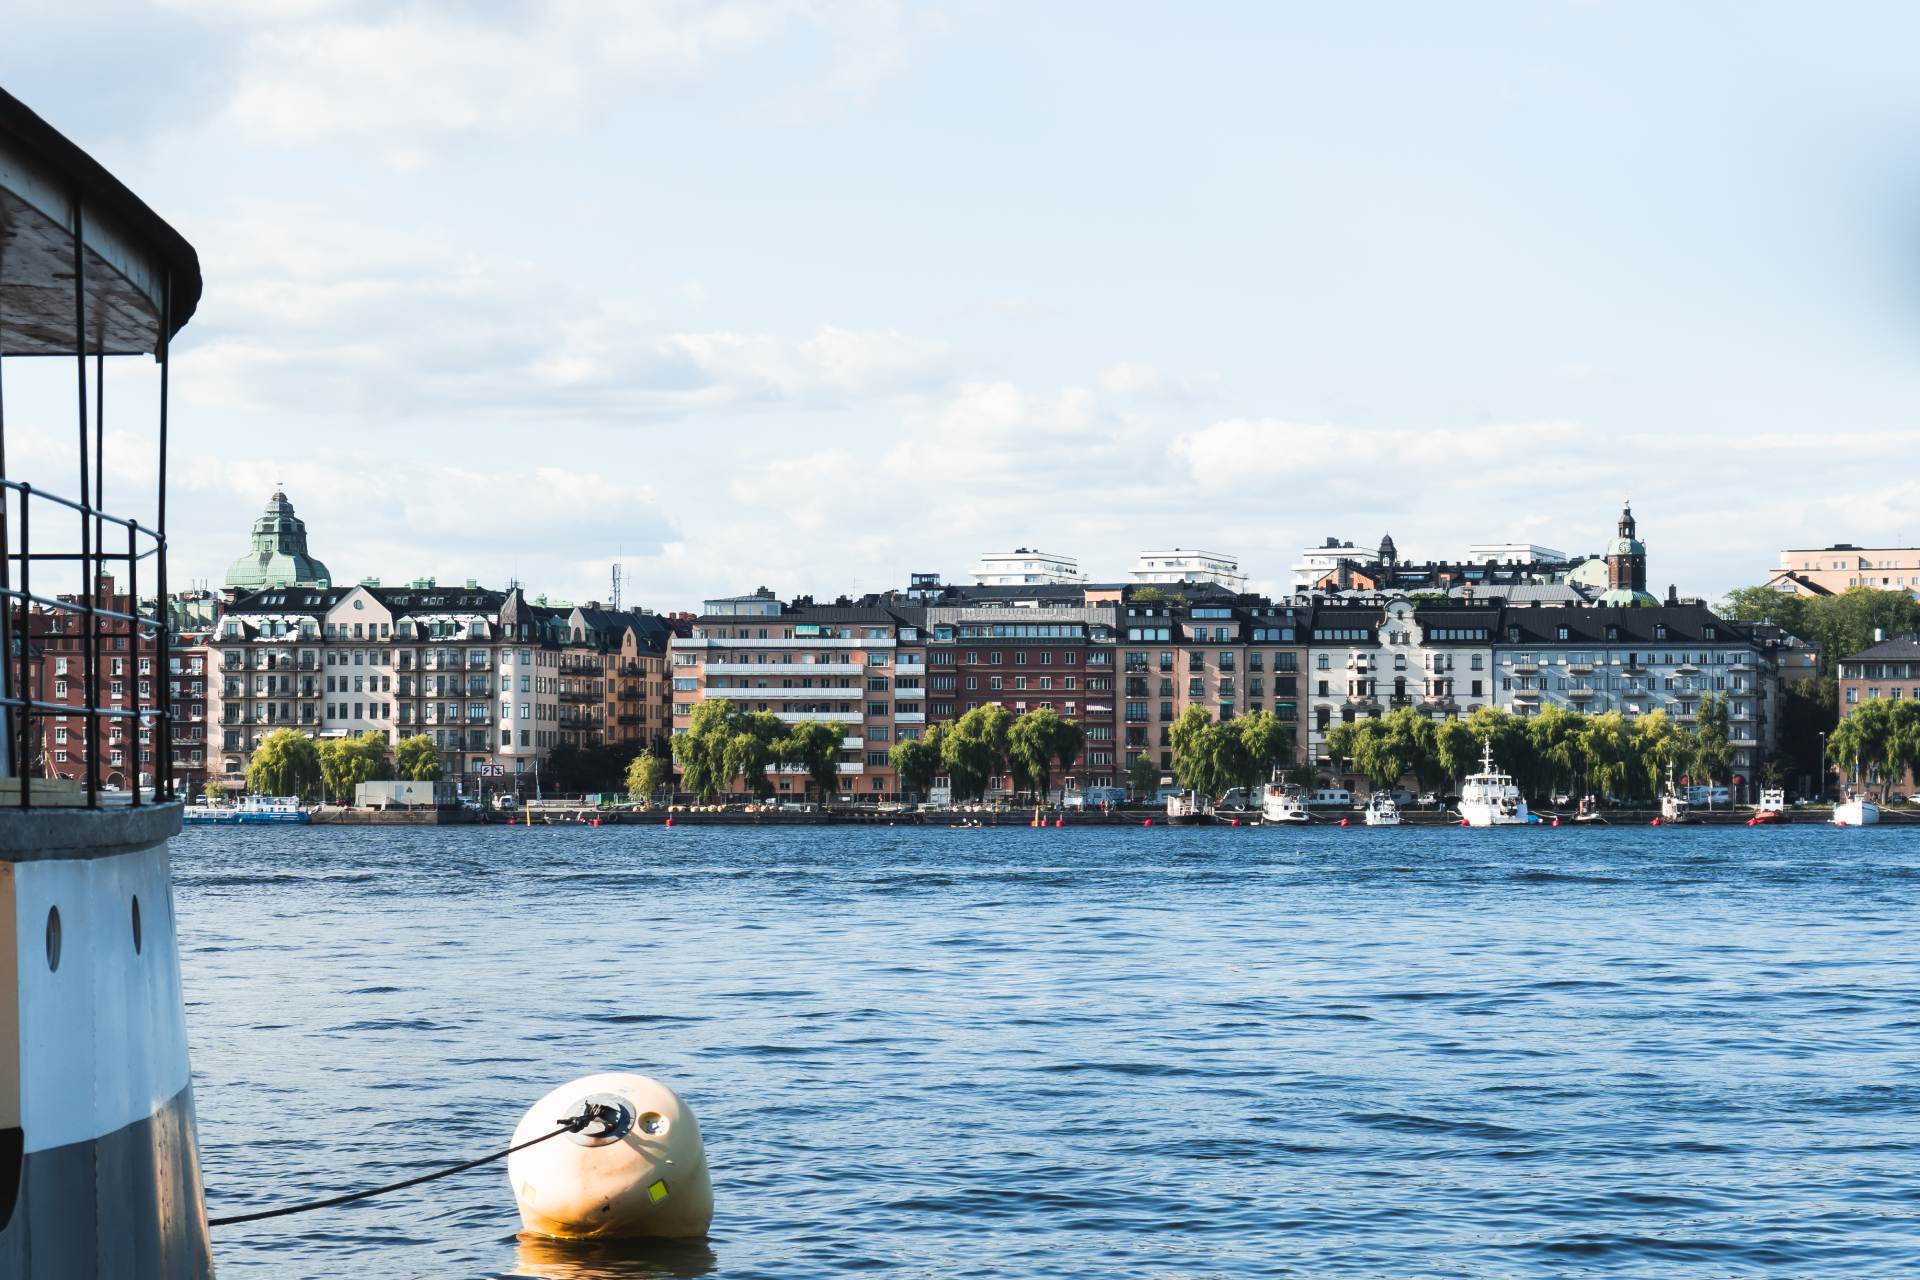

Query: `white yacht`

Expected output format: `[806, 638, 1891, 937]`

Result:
[1261, 784, 1311, 824]
[1659, 762, 1693, 825]
[1831, 790, 1880, 827]
[1362, 792, 1402, 826]
[1458, 740, 1532, 827]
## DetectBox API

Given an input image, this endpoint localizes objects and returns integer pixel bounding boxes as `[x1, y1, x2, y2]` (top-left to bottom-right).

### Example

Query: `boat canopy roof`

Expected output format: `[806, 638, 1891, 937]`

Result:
[0, 88, 202, 355]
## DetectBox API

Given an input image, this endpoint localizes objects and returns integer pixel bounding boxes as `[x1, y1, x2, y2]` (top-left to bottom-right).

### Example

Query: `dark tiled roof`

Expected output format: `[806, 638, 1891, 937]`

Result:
[1840, 633, 1920, 663]
[1499, 605, 1751, 647]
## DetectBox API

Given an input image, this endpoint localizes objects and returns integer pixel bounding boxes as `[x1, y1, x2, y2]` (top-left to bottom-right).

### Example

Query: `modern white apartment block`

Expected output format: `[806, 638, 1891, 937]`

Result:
[972, 549, 1086, 586]
[1466, 542, 1569, 565]
[1130, 548, 1247, 591]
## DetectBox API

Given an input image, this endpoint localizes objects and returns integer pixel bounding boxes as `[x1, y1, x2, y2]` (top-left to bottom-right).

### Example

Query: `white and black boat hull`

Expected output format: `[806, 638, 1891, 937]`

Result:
[0, 805, 212, 1279]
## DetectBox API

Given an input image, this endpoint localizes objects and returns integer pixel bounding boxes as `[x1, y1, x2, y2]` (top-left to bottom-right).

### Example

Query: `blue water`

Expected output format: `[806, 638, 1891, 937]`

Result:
[174, 824, 1920, 1278]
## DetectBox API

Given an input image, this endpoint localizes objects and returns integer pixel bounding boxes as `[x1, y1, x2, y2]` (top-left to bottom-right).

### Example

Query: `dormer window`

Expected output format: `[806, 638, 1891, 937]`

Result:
[1556, 626, 1569, 641]
[1702, 625, 1717, 640]
[1507, 625, 1520, 643]
[1654, 624, 1668, 640]
[1606, 625, 1620, 641]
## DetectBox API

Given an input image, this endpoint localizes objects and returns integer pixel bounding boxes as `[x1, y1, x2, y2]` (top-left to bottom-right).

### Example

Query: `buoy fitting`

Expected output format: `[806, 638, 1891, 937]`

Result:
[509, 1073, 713, 1241]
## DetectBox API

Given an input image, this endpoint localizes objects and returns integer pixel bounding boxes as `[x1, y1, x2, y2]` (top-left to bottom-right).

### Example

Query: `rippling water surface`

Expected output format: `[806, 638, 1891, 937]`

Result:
[175, 823, 1920, 1278]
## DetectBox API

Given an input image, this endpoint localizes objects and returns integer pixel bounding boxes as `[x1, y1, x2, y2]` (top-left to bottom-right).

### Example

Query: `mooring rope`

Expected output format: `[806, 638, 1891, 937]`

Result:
[206, 1111, 594, 1228]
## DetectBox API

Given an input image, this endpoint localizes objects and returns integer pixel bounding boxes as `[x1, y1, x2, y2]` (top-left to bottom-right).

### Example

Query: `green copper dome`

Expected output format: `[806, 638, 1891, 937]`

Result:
[1605, 535, 1647, 558]
[225, 490, 332, 592]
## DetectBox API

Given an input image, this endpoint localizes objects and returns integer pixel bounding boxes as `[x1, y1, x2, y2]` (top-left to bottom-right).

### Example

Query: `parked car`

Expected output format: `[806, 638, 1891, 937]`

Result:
[1551, 792, 1572, 807]
[1416, 792, 1440, 809]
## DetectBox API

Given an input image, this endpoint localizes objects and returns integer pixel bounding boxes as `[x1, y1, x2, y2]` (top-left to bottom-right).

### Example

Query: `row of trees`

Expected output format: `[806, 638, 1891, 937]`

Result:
[1826, 697, 1920, 798]
[664, 701, 849, 803]
[1718, 584, 1920, 678]
[1320, 701, 1741, 803]
[245, 728, 444, 801]
[885, 704, 1087, 804]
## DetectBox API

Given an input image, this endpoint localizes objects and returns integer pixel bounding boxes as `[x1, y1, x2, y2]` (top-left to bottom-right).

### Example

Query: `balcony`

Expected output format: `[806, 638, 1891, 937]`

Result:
[1567, 662, 1594, 675]
[705, 687, 862, 701]
[1675, 661, 1701, 675]
[836, 762, 865, 774]
[1510, 660, 1540, 676]
[704, 662, 864, 676]
[895, 710, 926, 724]
[559, 687, 599, 703]
[1512, 688, 1542, 703]
[1566, 687, 1597, 702]
[775, 711, 857, 723]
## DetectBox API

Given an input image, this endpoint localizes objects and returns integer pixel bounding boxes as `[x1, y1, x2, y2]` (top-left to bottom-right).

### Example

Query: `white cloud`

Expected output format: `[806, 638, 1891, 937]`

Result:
[196, 0, 918, 161]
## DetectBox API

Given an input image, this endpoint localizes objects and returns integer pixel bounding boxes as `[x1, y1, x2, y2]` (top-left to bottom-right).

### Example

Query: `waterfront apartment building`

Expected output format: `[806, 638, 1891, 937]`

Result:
[1493, 606, 1775, 789]
[208, 582, 673, 789]
[925, 602, 1120, 792]
[1768, 545, 1920, 598]
[670, 591, 925, 800]
[26, 576, 176, 796]
[1118, 594, 1307, 775]
[1305, 597, 1498, 774]
[1836, 632, 1920, 791]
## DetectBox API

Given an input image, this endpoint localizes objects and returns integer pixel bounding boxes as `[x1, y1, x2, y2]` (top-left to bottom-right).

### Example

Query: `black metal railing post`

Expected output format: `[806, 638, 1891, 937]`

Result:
[17, 486, 30, 809]
[126, 517, 140, 808]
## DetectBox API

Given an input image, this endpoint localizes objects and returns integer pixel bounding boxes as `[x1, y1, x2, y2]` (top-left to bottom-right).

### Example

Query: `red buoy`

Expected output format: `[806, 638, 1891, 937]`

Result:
[1053, 818, 1063, 828]
[664, 817, 674, 827]
[1143, 819, 1152, 827]
[1551, 818, 1560, 827]
[1650, 817, 1660, 826]
[1339, 818, 1349, 827]
[1459, 818, 1469, 827]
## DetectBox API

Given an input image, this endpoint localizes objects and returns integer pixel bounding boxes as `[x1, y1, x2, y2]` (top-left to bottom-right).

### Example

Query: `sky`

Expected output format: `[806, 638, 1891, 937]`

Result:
[6, 1, 1920, 611]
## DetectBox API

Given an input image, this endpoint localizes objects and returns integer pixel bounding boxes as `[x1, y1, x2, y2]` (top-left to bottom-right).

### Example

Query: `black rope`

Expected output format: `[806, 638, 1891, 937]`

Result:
[206, 1114, 584, 1228]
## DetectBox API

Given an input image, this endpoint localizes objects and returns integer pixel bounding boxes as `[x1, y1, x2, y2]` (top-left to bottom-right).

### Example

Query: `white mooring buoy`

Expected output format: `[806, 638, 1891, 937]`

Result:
[508, 1073, 713, 1240]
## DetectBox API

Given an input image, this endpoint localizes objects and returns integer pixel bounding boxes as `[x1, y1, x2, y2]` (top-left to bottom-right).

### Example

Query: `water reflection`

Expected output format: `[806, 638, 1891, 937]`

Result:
[508, 1234, 718, 1279]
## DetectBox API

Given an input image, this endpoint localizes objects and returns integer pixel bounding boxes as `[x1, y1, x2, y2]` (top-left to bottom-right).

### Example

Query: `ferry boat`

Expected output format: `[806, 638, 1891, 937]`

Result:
[1260, 783, 1311, 825]
[1165, 790, 1215, 825]
[236, 795, 311, 824]
[1831, 789, 1880, 827]
[1751, 788, 1789, 825]
[1457, 740, 1532, 827]
[1659, 763, 1693, 825]
[1, 88, 215, 1278]
[1362, 792, 1402, 826]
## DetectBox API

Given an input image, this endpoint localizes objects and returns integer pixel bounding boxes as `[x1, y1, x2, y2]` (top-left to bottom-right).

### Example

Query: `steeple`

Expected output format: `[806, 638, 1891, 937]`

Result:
[1601, 499, 1653, 606]
[1617, 499, 1636, 542]
[1378, 531, 1398, 566]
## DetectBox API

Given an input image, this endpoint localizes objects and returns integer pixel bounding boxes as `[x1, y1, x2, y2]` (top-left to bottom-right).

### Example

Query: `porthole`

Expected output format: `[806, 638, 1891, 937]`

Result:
[132, 895, 143, 954]
[45, 907, 61, 972]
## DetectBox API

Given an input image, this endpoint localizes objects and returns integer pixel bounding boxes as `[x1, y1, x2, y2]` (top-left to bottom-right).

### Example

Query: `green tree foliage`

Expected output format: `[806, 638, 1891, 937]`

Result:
[248, 728, 321, 799]
[941, 704, 1013, 801]
[888, 727, 943, 801]
[1578, 711, 1634, 801]
[318, 731, 391, 803]
[1433, 718, 1480, 786]
[1692, 693, 1735, 799]
[1718, 585, 1920, 678]
[1827, 697, 1920, 797]
[670, 701, 790, 801]
[1628, 710, 1679, 800]
[1007, 707, 1081, 801]
[545, 742, 645, 794]
[625, 752, 673, 803]
[394, 733, 444, 782]
[1126, 752, 1162, 798]
[1169, 705, 1225, 798]
[778, 720, 845, 803]
[1229, 710, 1296, 796]
[1777, 680, 1837, 792]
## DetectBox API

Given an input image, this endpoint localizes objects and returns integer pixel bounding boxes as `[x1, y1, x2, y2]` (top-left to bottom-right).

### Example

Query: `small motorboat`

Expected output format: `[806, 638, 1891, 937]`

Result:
[1362, 792, 1402, 826]
[1832, 790, 1880, 827]
[1572, 795, 1607, 824]
[1750, 787, 1789, 825]
[1166, 790, 1215, 825]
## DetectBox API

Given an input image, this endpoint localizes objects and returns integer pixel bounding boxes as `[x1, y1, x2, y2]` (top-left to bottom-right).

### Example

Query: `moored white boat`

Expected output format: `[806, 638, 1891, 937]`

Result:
[1260, 784, 1311, 824]
[1362, 792, 1401, 826]
[1166, 790, 1214, 825]
[1831, 791, 1880, 827]
[1458, 740, 1532, 827]
[1751, 787, 1788, 825]
[1659, 763, 1693, 825]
